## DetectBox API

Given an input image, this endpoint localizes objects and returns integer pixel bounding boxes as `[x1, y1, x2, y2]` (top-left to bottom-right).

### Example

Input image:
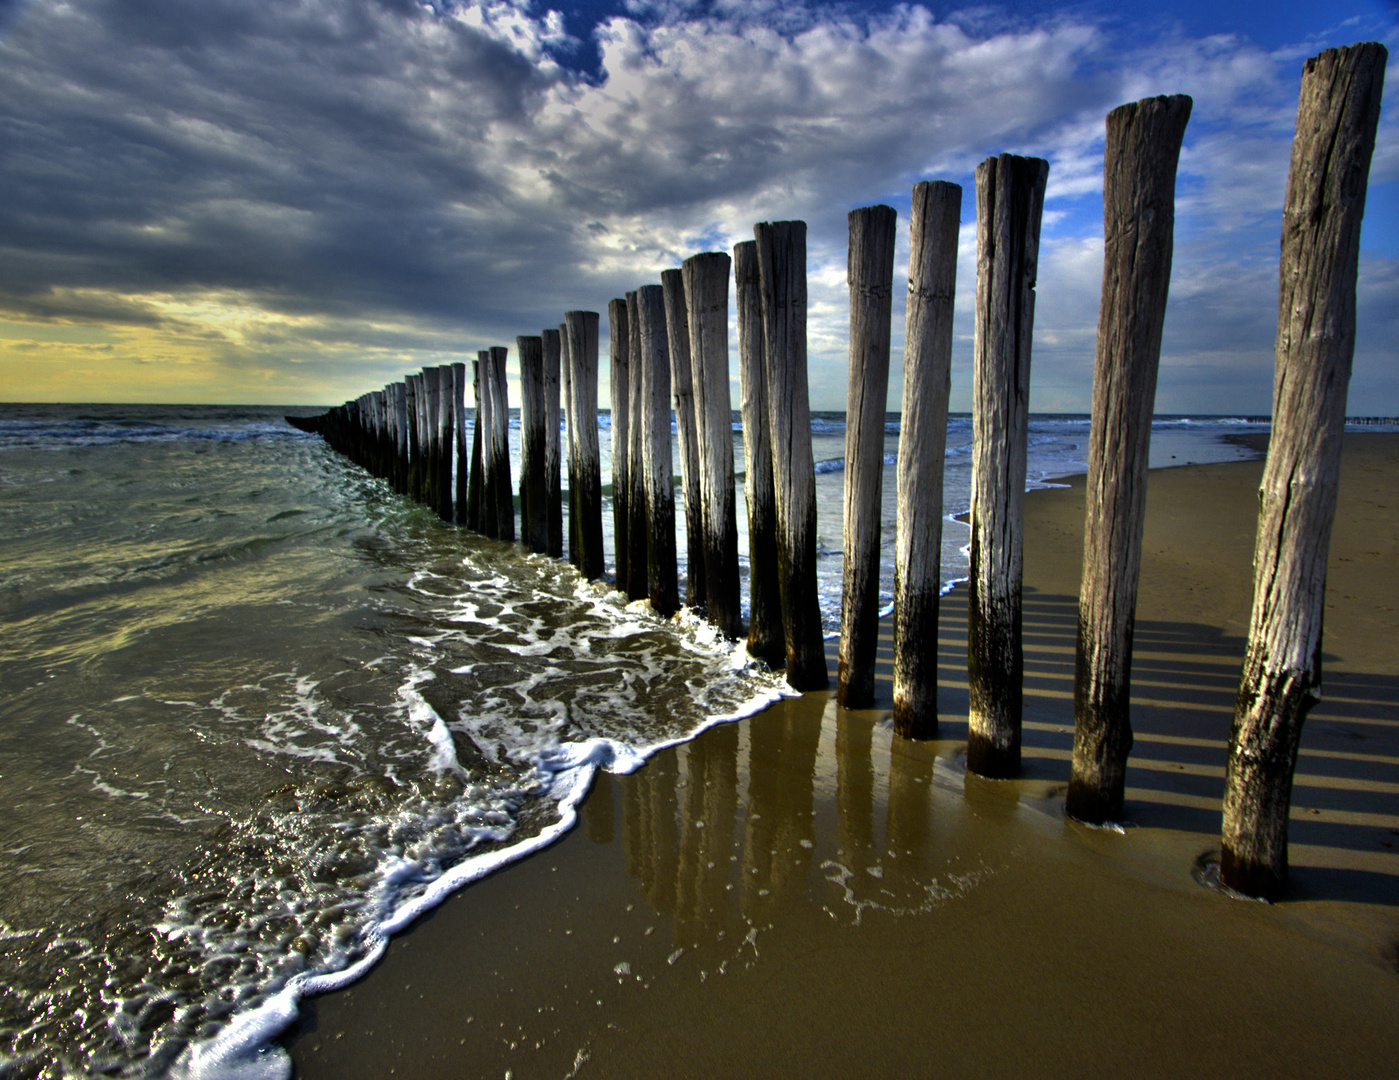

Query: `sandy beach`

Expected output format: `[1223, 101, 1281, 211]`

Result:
[285, 432, 1399, 1079]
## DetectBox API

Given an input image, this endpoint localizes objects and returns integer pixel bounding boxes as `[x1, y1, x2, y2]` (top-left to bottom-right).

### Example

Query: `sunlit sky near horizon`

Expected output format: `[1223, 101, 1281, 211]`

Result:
[0, 0, 1395, 412]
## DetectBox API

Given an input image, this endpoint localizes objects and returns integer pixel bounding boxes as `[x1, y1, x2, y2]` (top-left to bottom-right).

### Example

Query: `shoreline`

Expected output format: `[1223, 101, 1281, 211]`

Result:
[284, 433, 1398, 1078]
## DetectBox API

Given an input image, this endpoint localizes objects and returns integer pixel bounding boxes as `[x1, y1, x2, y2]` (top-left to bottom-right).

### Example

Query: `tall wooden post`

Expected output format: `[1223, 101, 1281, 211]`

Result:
[967, 153, 1048, 778]
[625, 291, 650, 601]
[436, 364, 455, 521]
[1068, 95, 1193, 823]
[734, 240, 785, 666]
[566, 311, 605, 580]
[608, 299, 631, 588]
[893, 181, 962, 740]
[663, 269, 706, 609]
[542, 328, 564, 558]
[405, 375, 421, 503]
[453, 362, 468, 524]
[468, 359, 483, 532]
[839, 205, 898, 708]
[637, 284, 679, 617]
[518, 335, 548, 553]
[561, 322, 578, 566]
[424, 367, 442, 514]
[684, 251, 742, 639]
[754, 220, 828, 690]
[393, 382, 410, 496]
[1221, 43, 1386, 899]
[478, 352, 499, 538]
[489, 345, 514, 541]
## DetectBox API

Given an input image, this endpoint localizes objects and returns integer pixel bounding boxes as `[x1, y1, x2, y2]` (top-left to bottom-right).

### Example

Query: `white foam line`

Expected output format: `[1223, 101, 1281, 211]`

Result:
[170, 672, 788, 1080]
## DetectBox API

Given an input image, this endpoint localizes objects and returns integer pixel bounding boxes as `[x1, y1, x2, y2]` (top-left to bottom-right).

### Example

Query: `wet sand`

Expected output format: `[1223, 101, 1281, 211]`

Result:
[286, 433, 1399, 1079]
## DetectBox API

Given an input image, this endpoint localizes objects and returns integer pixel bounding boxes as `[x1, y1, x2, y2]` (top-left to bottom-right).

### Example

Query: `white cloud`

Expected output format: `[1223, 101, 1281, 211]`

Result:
[0, 0, 1393, 407]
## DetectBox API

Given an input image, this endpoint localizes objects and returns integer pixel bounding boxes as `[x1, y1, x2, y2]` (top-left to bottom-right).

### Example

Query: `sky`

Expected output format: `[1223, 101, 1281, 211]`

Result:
[0, 0, 1395, 413]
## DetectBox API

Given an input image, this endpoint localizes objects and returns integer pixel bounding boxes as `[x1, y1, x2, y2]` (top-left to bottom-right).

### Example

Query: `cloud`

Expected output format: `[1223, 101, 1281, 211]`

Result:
[0, 0, 1394, 406]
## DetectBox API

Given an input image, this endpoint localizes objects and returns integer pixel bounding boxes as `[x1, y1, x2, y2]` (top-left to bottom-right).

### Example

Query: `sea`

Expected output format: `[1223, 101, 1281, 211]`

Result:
[0, 404, 1274, 1079]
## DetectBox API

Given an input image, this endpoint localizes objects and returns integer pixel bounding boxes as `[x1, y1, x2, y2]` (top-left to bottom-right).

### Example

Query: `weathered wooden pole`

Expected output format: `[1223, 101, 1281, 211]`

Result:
[838, 205, 898, 709]
[893, 181, 962, 740]
[1068, 95, 1193, 823]
[1221, 43, 1386, 899]
[405, 375, 422, 503]
[428, 369, 444, 517]
[437, 364, 455, 521]
[418, 372, 432, 507]
[734, 240, 785, 667]
[468, 359, 483, 532]
[518, 335, 548, 553]
[423, 368, 441, 512]
[608, 299, 631, 588]
[663, 269, 706, 609]
[415, 372, 432, 506]
[489, 345, 514, 541]
[625, 291, 650, 601]
[566, 311, 605, 580]
[684, 251, 742, 639]
[542, 328, 564, 558]
[966, 153, 1048, 778]
[561, 321, 578, 567]
[478, 351, 499, 538]
[754, 220, 828, 690]
[636, 284, 679, 616]
[393, 381, 410, 495]
[453, 362, 468, 524]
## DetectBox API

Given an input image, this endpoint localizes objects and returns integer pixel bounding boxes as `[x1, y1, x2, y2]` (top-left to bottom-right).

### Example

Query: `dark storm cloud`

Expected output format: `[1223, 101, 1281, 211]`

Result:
[0, 0, 1394, 407]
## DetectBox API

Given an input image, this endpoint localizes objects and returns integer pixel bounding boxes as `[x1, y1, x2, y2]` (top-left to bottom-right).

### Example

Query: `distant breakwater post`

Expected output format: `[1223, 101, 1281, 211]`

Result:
[839, 205, 897, 709]
[1068, 94, 1193, 825]
[966, 153, 1048, 779]
[893, 181, 961, 740]
[624, 290, 650, 602]
[1221, 43, 1387, 900]
[685, 251, 743, 640]
[291, 42, 1385, 904]
[734, 240, 786, 667]
[517, 335, 547, 554]
[608, 299, 631, 592]
[542, 328, 564, 558]
[566, 311, 605, 581]
[663, 269, 706, 610]
[637, 284, 680, 617]
[756, 220, 829, 691]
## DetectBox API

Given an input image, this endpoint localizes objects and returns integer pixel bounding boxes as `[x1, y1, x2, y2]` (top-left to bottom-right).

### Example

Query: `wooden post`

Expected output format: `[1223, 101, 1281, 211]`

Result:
[636, 284, 679, 616]
[608, 299, 631, 588]
[453, 362, 468, 524]
[561, 322, 578, 566]
[625, 291, 650, 601]
[754, 220, 828, 690]
[838, 205, 898, 708]
[966, 153, 1048, 778]
[405, 375, 421, 503]
[734, 240, 785, 666]
[518, 335, 548, 553]
[663, 269, 706, 609]
[567, 311, 605, 580]
[1068, 95, 1193, 823]
[393, 382, 409, 495]
[437, 364, 455, 521]
[893, 181, 962, 740]
[468, 359, 483, 532]
[684, 251, 742, 639]
[1221, 43, 1386, 899]
[542, 328, 564, 558]
[489, 345, 514, 541]
[478, 352, 498, 538]
[428, 369, 444, 517]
